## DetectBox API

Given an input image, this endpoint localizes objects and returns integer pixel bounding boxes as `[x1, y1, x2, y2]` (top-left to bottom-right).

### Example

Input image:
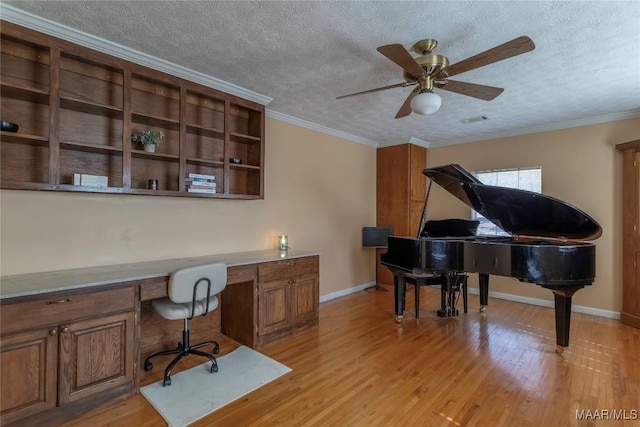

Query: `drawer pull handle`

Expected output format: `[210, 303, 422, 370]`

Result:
[49, 329, 57, 336]
[46, 298, 73, 305]
[288, 279, 297, 284]
[61, 326, 70, 333]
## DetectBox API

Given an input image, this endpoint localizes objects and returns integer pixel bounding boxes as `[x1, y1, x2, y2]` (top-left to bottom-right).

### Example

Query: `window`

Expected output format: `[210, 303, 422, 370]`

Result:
[472, 167, 542, 236]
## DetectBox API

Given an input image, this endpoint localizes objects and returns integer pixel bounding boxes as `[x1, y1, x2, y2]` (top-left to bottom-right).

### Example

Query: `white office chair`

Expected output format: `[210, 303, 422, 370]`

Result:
[143, 263, 227, 386]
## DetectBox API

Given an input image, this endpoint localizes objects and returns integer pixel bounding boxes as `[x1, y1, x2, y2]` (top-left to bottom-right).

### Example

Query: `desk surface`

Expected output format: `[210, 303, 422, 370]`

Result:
[0, 249, 319, 300]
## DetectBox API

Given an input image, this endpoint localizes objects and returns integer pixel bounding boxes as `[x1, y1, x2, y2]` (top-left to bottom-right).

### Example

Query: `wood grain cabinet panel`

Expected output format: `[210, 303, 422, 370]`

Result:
[0, 327, 58, 424]
[292, 274, 319, 329]
[617, 139, 640, 329]
[58, 311, 135, 405]
[258, 279, 291, 336]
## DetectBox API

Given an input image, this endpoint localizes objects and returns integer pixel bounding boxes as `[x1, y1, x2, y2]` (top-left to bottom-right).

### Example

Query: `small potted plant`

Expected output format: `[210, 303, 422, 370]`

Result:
[132, 128, 164, 153]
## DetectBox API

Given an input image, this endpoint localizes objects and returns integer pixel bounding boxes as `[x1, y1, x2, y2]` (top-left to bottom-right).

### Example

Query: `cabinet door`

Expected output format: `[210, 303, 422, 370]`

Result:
[258, 279, 291, 337]
[58, 311, 134, 405]
[291, 274, 319, 329]
[0, 327, 58, 424]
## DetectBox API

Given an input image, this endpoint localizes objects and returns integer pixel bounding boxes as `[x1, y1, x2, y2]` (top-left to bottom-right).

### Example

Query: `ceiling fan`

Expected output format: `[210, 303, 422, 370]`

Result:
[337, 36, 535, 118]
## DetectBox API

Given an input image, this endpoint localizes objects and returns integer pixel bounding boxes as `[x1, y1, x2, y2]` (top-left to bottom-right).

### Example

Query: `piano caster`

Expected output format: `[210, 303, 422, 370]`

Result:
[395, 315, 403, 323]
[479, 306, 486, 313]
[555, 346, 565, 355]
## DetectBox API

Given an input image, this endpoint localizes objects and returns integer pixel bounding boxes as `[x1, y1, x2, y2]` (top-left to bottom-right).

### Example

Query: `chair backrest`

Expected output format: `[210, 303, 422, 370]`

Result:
[168, 263, 227, 304]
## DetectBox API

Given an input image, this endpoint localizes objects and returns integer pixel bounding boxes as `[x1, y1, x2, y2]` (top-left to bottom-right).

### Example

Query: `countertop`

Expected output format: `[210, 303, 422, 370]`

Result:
[0, 249, 320, 300]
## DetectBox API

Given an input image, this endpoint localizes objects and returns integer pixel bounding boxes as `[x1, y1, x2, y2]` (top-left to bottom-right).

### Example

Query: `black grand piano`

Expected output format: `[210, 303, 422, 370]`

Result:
[380, 164, 602, 353]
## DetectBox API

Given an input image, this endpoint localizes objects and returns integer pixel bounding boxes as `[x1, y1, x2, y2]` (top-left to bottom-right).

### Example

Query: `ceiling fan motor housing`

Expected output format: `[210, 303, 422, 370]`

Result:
[403, 54, 450, 83]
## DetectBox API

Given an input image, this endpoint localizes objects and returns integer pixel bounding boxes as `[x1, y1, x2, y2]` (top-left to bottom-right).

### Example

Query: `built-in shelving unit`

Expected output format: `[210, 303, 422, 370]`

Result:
[0, 21, 265, 199]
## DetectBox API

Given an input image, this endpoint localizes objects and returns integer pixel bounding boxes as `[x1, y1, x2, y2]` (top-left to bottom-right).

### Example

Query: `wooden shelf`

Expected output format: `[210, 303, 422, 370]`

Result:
[1, 21, 264, 199]
[187, 157, 224, 167]
[60, 140, 122, 155]
[1, 131, 48, 146]
[230, 132, 261, 143]
[186, 123, 224, 138]
[131, 112, 180, 130]
[131, 149, 179, 162]
[1, 82, 48, 104]
[60, 96, 123, 118]
[230, 163, 261, 171]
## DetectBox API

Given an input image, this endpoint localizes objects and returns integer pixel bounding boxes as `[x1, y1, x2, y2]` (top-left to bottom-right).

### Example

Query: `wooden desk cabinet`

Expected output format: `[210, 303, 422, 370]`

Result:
[0, 286, 135, 426]
[0, 253, 319, 426]
[220, 256, 319, 348]
[256, 256, 319, 346]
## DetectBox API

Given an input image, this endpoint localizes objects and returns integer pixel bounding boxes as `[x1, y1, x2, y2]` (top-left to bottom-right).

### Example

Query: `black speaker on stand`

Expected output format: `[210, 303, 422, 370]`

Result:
[362, 226, 394, 291]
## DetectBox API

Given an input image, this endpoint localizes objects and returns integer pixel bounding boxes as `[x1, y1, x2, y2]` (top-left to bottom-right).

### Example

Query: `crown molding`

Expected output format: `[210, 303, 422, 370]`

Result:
[266, 110, 379, 147]
[376, 137, 433, 149]
[430, 109, 640, 147]
[0, 4, 272, 106]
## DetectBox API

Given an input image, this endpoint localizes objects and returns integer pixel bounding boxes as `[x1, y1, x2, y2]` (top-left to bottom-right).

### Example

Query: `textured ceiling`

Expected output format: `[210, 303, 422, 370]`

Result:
[3, 1, 640, 147]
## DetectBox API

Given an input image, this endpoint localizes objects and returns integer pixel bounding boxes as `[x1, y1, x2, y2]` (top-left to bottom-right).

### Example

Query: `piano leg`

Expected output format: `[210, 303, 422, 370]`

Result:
[546, 285, 585, 354]
[393, 272, 406, 322]
[478, 273, 490, 312]
[462, 275, 468, 314]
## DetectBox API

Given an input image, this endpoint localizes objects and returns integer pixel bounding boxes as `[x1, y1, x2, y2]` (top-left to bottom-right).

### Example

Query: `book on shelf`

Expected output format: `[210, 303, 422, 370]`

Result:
[187, 183, 217, 190]
[74, 173, 108, 187]
[187, 172, 216, 180]
[186, 177, 216, 185]
[187, 188, 217, 194]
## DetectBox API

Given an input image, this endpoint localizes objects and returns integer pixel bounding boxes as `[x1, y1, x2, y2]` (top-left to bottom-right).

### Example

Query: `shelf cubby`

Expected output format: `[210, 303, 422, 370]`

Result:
[60, 53, 123, 111]
[131, 74, 180, 123]
[60, 109, 123, 150]
[1, 142, 49, 184]
[0, 34, 49, 93]
[58, 148, 123, 187]
[131, 156, 180, 191]
[229, 167, 261, 196]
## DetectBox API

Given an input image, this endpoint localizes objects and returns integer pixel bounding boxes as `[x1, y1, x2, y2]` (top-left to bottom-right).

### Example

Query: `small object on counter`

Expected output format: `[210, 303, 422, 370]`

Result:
[1, 120, 19, 132]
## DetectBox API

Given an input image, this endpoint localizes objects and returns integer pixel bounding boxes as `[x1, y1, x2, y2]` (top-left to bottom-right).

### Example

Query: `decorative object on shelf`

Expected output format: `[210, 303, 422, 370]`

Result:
[1, 120, 18, 132]
[131, 128, 164, 153]
[73, 173, 108, 187]
[277, 235, 289, 251]
[230, 157, 242, 164]
[148, 179, 158, 190]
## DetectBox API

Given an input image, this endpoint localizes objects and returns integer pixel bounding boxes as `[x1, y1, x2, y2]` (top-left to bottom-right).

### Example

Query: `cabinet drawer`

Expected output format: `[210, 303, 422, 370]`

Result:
[1, 286, 135, 336]
[258, 256, 318, 282]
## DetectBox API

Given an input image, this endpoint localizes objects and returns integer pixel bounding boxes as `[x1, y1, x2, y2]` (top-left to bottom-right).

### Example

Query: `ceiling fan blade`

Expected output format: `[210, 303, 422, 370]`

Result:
[377, 44, 425, 79]
[395, 88, 418, 119]
[336, 82, 414, 100]
[437, 79, 504, 101]
[442, 36, 535, 78]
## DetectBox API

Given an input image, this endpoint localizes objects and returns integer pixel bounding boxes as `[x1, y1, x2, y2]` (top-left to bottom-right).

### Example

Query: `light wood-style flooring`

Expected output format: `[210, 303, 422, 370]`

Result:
[64, 286, 639, 427]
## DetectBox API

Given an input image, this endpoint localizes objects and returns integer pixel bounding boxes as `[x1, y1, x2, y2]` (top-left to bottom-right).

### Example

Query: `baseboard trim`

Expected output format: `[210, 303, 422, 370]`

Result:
[320, 283, 621, 320]
[466, 287, 621, 320]
[319, 282, 375, 303]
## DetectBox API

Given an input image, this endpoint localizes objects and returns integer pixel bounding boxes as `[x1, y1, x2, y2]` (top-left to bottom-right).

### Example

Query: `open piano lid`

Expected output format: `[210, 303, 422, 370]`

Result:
[423, 164, 602, 241]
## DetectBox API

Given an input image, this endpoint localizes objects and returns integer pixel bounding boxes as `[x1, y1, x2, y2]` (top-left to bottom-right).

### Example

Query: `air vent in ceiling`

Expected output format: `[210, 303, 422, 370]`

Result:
[461, 115, 489, 124]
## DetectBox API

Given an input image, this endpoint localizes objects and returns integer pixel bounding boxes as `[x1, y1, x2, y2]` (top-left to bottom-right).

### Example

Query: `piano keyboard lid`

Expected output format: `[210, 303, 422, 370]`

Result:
[422, 164, 602, 241]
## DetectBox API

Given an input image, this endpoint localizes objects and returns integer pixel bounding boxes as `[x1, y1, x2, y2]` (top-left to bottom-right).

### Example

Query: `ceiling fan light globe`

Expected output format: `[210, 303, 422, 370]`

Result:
[411, 91, 441, 115]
